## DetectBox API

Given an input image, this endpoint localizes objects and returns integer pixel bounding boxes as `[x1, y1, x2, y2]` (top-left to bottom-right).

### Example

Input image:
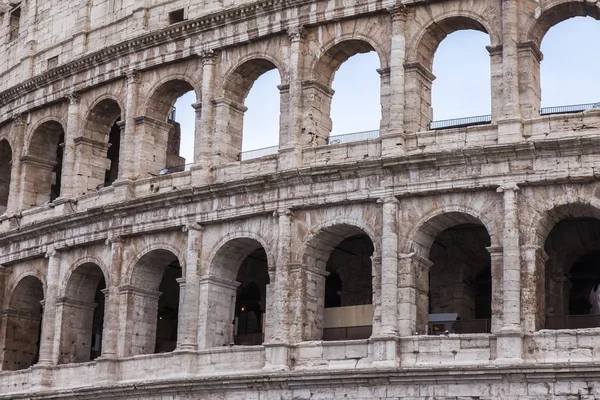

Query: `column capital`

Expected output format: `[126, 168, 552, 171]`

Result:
[377, 196, 399, 205]
[387, 3, 408, 21]
[287, 25, 306, 42]
[125, 69, 141, 85]
[200, 49, 218, 64]
[105, 235, 123, 246]
[12, 112, 26, 126]
[274, 208, 293, 218]
[66, 92, 81, 105]
[45, 246, 61, 259]
[182, 221, 204, 232]
[497, 182, 520, 193]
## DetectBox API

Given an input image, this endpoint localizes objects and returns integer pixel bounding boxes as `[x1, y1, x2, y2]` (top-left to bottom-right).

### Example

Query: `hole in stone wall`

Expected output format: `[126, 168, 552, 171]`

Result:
[170, 90, 195, 169]
[104, 119, 121, 187]
[168, 9, 185, 25]
[47, 56, 58, 70]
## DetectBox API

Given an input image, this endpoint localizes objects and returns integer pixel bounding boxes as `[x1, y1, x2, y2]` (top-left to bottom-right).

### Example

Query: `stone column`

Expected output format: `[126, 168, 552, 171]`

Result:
[197, 275, 240, 349]
[264, 210, 292, 370]
[6, 115, 25, 214]
[383, 4, 408, 155]
[517, 41, 543, 121]
[498, 0, 523, 143]
[279, 26, 305, 169]
[495, 183, 523, 362]
[60, 93, 81, 199]
[100, 236, 123, 359]
[57, 298, 96, 364]
[487, 45, 503, 124]
[37, 248, 62, 366]
[403, 62, 435, 134]
[118, 286, 161, 357]
[520, 245, 548, 333]
[176, 223, 203, 351]
[487, 246, 504, 333]
[192, 50, 218, 185]
[0, 267, 10, 369]
[374, 197, 399, 337]
[123, 70, 140, 180]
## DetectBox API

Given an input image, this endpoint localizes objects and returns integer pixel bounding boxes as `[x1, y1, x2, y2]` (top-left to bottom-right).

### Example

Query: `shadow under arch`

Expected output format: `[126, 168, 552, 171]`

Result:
[206, 237, 270, 346]
[2, 275, 44, 371]
[0, 139, 12, 213]
[123, 248, 182, 356]
[410, 211, 493, 335]
[22, 120, 65, 207]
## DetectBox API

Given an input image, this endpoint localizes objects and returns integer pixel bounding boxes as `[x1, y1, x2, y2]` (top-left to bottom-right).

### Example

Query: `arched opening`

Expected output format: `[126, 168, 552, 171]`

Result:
[234, 247, 269, 345]
[59, 263, 106, 364]
[82, 99, 122, 191]
[540, 16, 600, 111]
[304, 224, 374, 341]
[209, 238, 269, 346]
[23, 121, 65, 207]
[407, 17, 490, 132]
[241, 70, 281, 159]
[2, 276, 44, 371]
[311, 40, 381, 145]
[127, 249, 181, 356]
[146, 79, 196, 175]
[329, 51, 381, 143]
[544, 217, 600, 329]
[221, 59, 281, 161]
[0, 140, 12, 214]
[431, 30, 491, 125]
[414, 212, 492, 335]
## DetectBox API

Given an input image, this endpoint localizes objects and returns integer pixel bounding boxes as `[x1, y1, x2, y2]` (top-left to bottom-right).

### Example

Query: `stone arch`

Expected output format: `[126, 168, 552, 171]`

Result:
[58, 262, 107, 364]
[207, 236, 270, 346]
[123, 248, 183, 356]
[21, 119, 65, 207]
[410, 210, 493, 334]
[60, 256, 110, 298]
[142, 77, 199, 170]
[0, 139, 12, 214]
[125, 242, 186, 285]
[81, 96, 123, 189]
[527, 1, 600, 47]
[405, 13, 496, 132]
[407, 207, 498, 258]
[1, 275, 44, 371]
[307, 38, 384, 144]
[536, 202, 600, 331]
[301, 222, 376, 341]
[216, 56, 284, 162]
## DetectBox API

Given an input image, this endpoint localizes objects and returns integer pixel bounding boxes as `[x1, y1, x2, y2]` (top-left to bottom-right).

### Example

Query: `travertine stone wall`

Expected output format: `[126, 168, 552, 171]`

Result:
[0, 0, 600, 398]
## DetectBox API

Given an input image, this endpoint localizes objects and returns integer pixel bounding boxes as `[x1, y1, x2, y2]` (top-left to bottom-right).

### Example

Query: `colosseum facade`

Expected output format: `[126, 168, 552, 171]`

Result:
[0, 0, 600, 398]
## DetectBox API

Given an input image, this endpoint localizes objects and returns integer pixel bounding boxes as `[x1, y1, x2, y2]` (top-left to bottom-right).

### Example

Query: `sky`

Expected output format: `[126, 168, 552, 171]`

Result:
[174, 16, 600, 164]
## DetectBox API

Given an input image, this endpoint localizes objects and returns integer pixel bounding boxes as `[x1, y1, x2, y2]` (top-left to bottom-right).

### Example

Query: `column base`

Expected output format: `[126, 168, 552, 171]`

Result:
[497, 118, 524, 144]
[263, 342, 291, 371]
[369, 336, 399, 368]
[494, 327, 524, 364]
[112, 179, 135, 202]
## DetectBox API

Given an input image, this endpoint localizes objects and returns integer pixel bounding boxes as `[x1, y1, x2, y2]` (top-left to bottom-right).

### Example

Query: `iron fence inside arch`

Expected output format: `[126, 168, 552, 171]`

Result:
[238, 145, 279, 161]
[327, 129, 380, 144]
[429, 114, 492, 130]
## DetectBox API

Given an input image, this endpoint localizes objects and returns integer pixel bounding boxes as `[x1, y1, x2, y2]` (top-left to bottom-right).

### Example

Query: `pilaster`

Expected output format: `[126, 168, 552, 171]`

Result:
[6, 114, 25, 214]
[59, 92, 81, 199]
[124, 70, 141, 180]
[37, 247, 62, 366]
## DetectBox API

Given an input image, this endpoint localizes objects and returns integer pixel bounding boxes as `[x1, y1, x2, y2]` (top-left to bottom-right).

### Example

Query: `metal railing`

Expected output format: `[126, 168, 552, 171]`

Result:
[159, 162, 193, 175]
[238, 145, 279, 161]
[429, 114, 492, 130]
[541, 102, 600, 116]
[327, 129, 380, 144]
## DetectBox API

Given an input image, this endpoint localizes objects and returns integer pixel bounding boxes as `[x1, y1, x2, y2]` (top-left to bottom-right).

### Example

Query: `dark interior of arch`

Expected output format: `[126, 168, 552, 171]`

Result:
[224, 59, 278, 104]
[532, 3, 600, 46]
[3, 276, 44, 371]
[155, 259, 181, 353]
[29, 121, 65, 202]
[418, 17, 489, 70]
[85, 99, 122, 188]
[0, 139, 11, 212]
[234, 247, 269, 345]
[315, 40, 377, 87]
[428, 223, 491, 334]
[544, 218, 600, 329]
[60, 263, 106, 364]
[104, 119, 121, 187]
